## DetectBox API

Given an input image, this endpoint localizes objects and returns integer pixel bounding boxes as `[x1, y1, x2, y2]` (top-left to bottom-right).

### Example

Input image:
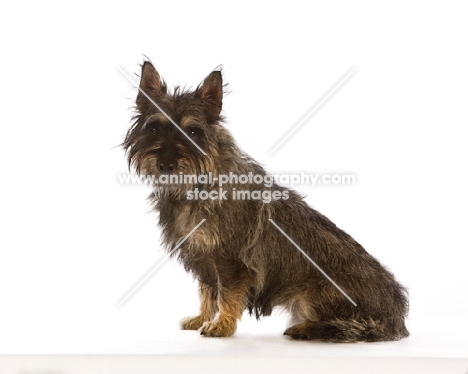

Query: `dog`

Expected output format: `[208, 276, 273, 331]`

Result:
[122, 61, 409, 341]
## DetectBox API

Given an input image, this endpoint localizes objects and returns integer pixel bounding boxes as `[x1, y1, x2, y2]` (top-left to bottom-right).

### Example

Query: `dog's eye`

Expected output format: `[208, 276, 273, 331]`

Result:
[187, 127, 201, 139]
[147, 122, 159, 134]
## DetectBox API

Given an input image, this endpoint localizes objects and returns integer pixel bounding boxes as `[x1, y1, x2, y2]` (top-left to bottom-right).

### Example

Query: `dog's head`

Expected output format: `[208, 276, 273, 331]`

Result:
[123, 61, 234, 191]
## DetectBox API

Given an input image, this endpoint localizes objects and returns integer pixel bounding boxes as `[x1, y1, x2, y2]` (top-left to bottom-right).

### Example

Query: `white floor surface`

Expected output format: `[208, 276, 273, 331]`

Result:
[0, 316, 467, 373]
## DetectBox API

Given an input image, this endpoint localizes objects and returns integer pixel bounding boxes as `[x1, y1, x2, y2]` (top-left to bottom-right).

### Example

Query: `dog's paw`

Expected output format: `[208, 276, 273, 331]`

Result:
[180, 316, 206, 330]
[283, 323, 313, 340]
[199, 320, 236, 337]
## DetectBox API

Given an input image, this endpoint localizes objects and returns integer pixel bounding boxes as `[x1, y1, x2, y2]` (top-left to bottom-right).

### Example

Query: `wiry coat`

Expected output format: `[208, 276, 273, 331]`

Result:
[123, 61, 409, 342]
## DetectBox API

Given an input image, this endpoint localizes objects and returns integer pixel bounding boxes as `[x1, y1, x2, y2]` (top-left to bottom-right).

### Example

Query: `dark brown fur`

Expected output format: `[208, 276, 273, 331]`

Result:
[122, 61, 409, 342]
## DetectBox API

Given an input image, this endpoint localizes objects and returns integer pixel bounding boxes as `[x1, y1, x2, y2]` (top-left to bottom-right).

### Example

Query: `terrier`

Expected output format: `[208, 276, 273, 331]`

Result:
[122, 61, 409, 341]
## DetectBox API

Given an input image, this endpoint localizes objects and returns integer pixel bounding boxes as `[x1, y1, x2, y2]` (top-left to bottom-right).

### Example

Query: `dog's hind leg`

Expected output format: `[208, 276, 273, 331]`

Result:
[284, 318, 409, 342]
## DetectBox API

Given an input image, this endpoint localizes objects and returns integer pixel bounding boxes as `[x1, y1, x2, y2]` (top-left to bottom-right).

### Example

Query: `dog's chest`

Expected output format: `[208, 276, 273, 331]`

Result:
[162, 203, 220, 252]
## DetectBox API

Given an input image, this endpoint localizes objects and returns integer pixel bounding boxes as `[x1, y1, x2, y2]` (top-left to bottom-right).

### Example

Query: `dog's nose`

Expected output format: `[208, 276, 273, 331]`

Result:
[157, 160, 177, 174]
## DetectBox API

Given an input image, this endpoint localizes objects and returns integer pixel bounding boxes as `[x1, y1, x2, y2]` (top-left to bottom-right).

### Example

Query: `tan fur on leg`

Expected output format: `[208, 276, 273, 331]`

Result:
[180, 282, 217, 330]
[200, 277, 249, 337]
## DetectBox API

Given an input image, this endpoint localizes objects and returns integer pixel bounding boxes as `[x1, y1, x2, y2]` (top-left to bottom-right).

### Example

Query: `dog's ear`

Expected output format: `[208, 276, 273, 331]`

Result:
[139, 61, 163, 92]
[198, 71, 223, 118]
[136, 61, 166, 111]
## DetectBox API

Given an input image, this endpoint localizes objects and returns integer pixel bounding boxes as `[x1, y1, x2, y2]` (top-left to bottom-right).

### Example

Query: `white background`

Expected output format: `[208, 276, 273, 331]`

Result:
[0, 0, 467, 362]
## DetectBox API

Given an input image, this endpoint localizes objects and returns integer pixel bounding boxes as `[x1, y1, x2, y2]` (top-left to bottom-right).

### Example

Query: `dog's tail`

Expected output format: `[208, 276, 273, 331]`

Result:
[284, 318, 409, 342]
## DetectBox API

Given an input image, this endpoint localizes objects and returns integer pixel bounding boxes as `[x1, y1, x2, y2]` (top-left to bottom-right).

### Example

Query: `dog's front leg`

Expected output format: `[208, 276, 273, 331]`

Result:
[180, 282, 218, 330]
[200, 267, 250, 337]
